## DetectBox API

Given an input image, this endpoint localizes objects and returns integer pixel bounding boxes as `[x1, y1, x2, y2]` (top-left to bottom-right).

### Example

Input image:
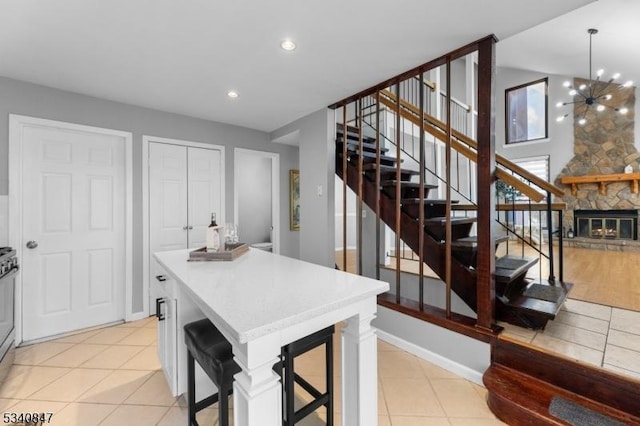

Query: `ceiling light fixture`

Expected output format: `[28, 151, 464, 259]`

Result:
[280, 39, 296, 51]
[556, 28, 633, 125]
[227, 90, 239, 99]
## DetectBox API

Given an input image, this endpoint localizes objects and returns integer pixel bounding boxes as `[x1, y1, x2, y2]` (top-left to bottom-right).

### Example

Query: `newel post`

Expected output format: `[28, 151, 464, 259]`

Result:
[475, 35, 498, 331]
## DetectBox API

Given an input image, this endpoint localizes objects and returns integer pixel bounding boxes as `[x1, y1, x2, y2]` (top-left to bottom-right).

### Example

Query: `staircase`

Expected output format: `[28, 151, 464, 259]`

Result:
[336, 123, 572, 329]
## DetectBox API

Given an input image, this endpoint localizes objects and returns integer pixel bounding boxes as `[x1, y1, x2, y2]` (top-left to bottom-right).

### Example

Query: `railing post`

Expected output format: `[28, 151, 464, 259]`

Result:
[546, 191, 556, 283]
[475, 36, 498, 332]
[558, 209, 564, 282]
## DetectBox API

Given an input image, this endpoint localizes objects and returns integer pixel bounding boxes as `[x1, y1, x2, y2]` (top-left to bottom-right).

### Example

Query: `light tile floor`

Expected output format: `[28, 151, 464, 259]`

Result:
[500, 298, 640, 380]
[0, 317, 505, 425]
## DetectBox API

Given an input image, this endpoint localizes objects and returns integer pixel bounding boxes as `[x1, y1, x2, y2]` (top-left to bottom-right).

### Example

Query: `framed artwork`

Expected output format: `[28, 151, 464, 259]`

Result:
[505, 78, 548, 144]
[289, 169, 300, 230]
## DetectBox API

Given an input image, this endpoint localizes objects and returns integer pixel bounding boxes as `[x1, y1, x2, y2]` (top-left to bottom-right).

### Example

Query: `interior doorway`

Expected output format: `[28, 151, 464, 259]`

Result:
[233, 148, 280, 253]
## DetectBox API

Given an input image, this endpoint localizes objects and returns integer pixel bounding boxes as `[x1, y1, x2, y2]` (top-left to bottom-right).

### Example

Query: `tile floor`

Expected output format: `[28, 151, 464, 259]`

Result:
[500, 298, 640, 380]
[0, 316, 505, 425]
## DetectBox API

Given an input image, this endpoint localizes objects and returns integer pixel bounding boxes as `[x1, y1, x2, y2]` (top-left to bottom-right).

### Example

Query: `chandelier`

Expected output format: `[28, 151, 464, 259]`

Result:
[556, 28, 633, 125]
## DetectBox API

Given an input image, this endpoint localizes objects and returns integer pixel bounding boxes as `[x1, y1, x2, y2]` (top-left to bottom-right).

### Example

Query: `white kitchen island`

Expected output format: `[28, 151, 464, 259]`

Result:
[154, 247, 389, 426]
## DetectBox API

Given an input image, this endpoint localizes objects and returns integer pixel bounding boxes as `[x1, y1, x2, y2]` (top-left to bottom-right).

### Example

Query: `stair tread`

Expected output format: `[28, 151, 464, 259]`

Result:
[504, 279, 573, 317]
[494, 255, 538, 283]
[362, 163, 419, 175]
[336, 139, 389, 153]
[336, 124, 376, 144]
[347, 151, 400, 162]
[424, 216, 477, 225]
[451, 235, 509, 248]
[402, 198, 459, 205]
[381, 181, 438, 189]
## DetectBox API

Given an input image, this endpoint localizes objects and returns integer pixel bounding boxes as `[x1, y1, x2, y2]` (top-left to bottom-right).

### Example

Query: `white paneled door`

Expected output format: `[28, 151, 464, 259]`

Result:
[148, 141, 223, 311]
[21, 125, 127, 341]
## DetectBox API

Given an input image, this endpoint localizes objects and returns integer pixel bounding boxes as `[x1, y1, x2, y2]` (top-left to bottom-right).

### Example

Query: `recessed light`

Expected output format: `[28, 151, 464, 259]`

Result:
[227, 91, 239, 99]
[280, 39, 296, 51]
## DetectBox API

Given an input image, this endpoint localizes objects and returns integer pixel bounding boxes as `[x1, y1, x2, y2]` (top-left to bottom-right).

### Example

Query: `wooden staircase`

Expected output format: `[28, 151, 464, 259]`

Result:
[336, 123, 572, 329]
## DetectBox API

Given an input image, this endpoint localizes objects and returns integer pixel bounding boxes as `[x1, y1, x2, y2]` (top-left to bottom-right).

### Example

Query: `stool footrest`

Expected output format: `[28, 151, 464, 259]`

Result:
[294, 373, 322, 399]
[295, 394, 330, 424]
[195, 393, 220, 412]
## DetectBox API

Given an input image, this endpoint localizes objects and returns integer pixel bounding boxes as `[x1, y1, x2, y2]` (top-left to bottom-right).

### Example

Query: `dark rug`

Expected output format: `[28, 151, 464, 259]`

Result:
[523, 283, 564, 303]
[548, 396, 626, 426]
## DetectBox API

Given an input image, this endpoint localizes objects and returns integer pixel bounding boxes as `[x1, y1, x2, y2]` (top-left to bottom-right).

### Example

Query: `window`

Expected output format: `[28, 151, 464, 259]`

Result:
[513, 155, 550, 199]
[505, 78, 548, 144]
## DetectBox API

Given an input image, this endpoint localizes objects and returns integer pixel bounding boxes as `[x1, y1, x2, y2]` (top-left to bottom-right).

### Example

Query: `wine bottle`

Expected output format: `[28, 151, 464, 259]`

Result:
[206, 213, 222, 252]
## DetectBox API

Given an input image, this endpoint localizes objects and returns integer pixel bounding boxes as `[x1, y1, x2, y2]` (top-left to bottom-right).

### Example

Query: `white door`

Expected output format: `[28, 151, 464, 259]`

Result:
[148, 142, 223, 311]
[187, 147, 223, 249]
[21, 125, 126, 341]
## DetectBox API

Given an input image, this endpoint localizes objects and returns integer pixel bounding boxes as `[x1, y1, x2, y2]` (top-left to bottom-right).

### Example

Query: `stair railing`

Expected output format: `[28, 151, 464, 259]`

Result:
[332, 34, 560, 339]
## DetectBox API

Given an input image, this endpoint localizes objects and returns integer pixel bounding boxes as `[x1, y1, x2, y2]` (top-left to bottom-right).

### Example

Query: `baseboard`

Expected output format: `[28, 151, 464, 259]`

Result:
[376, 328, 485, 385]
[127, 311, 149, 322]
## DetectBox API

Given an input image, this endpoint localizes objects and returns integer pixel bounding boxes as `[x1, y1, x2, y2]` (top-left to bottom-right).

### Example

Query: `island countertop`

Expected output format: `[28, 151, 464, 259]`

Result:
[154, 248, 389, 344]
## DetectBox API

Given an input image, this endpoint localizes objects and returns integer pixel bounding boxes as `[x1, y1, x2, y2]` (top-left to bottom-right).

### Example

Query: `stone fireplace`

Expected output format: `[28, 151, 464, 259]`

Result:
[555, 78, 640, 241]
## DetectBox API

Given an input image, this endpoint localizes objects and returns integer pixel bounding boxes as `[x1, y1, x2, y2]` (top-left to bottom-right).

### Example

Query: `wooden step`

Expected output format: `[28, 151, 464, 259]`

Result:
[450, 235, 509, 267]
[336, 124, 376, 144]
[484, 337, 640, 425]
[381, 181, 438, 199]
[362, 163, 419, 181]
[424, 216, 476, 241]
[336, 139, 389, 154]
[342, 151, 399, 167]
[402, 198, 459, 219]
[498, 279, 573, 329]
[450, 234, 509, 248]
[494, 255, 538, 284]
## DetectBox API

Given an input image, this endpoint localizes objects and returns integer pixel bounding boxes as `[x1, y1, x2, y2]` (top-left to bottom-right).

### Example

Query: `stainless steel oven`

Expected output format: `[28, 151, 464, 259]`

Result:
[0, 247, 18, 385]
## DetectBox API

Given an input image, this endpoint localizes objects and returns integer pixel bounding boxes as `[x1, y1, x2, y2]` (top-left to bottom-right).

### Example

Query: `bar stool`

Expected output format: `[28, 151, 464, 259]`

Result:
[279, 325, 335, 426]
[184, 318, 241, 426]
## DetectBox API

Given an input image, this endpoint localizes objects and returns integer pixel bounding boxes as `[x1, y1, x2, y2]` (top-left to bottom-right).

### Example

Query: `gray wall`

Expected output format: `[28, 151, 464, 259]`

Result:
[494, 67, 576, 183]
[0, 76, 299, 313]
[237, 154, 272, 245]
[271, 108, 335, 267]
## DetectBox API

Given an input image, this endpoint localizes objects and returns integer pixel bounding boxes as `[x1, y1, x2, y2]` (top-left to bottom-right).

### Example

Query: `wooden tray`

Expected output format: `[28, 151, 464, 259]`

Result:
[189, 243, 249, 261]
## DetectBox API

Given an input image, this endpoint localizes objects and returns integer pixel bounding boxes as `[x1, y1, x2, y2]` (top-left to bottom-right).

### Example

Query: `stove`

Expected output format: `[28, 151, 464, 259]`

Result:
[0, 247, 18, 384]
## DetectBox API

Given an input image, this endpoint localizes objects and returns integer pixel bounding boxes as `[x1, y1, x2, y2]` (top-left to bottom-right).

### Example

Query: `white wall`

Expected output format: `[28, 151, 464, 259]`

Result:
[0, 76, 300, 313]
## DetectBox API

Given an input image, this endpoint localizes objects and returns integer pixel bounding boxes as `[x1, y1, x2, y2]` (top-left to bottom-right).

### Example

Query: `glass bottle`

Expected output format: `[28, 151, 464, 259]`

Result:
[206, 213, 222, 251]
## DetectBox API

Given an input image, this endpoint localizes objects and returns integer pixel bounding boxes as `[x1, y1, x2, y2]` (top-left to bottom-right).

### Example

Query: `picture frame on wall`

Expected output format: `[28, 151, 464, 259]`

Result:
[289, 169, 300, 230]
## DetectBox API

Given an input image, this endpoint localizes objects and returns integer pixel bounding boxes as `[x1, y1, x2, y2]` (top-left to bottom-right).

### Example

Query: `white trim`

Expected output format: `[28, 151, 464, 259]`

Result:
[8, 114, 134, 345]
[142, 135, 226, 317]
[376, 328, 485, 385]
[233, 148, 281, 254]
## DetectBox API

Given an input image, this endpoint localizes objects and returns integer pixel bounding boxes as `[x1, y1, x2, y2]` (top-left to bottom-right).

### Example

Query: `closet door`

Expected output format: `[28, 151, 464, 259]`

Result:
[187, 147, 223, 248]
[149, 143, 189, 254]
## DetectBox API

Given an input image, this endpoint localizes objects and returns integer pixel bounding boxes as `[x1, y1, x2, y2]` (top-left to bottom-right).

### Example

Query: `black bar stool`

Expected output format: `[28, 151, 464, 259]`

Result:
[279, 325, 335, 426]
[184, 318, 241, 426]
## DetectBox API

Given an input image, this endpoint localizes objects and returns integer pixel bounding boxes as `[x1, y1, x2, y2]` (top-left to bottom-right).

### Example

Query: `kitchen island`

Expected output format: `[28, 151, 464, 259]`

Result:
[154, 248, 389, 426]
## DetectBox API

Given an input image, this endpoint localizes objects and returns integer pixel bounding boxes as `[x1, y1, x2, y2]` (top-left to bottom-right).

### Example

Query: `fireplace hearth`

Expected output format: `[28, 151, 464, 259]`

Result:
[573, 209, 638, 241]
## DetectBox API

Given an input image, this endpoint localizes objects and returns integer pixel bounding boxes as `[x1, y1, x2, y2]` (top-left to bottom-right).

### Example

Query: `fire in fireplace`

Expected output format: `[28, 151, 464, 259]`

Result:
[573, 209, 638, 240]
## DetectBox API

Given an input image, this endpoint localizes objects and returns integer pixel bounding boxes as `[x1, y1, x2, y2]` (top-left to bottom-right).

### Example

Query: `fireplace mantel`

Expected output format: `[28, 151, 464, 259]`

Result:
[561, 172, 640, 195]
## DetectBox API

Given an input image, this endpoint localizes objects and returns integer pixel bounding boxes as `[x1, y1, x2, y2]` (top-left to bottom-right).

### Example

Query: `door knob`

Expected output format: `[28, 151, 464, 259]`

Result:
[26, 240, 38, 249]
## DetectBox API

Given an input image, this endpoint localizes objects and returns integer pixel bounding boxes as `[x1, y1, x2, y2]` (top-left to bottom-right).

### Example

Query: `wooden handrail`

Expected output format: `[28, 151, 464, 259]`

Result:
[377, 92, 545, 202]
[379, 90, 565, 198]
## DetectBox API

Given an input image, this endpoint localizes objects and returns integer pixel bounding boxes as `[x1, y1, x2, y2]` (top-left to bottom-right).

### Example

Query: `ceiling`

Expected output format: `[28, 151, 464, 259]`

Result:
[0, 0, 607, 133]
[497, 0, 640, 86]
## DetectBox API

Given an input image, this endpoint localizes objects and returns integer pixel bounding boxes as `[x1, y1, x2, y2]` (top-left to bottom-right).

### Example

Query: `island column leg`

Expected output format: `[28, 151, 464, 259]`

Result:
[232, 335, 282, 426]
[342, 298, 378, 426]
